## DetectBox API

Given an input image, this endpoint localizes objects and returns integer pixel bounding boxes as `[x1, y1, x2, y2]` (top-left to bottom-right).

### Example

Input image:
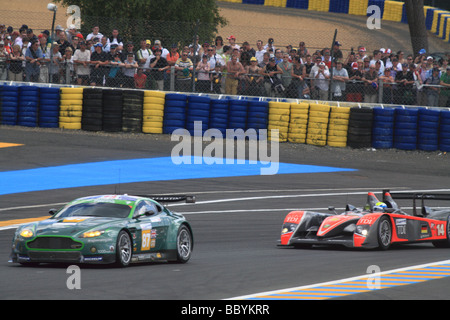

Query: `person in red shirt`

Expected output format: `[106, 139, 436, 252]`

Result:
[134, 67, 147, 89]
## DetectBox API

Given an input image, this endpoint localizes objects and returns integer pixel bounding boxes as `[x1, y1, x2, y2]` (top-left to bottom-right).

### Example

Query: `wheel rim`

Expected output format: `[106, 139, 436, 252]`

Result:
[379, 220, 391, 247]
[178, 228, 191, 260]
[119, 233, 131, 264]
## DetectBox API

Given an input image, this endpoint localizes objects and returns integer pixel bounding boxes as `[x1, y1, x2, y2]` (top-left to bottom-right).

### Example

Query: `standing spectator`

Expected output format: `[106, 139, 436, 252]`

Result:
[206, 45, 224, 71]
[0, 41, 8, 80]
[122, 41, 136, 62]
[175, 51, 193, 92]
[39, 35, 51, 83]
[440, 66, 450, 107]
[134, 67, 147, 89]
[425, 67, 441, 107]
[196, 54, 211, 93]
[379, 68, 394, 104]
[86, 26, 103, 42]
[8, 44, 25, 81]
[347, 60, 364, 102]
[255, 40, 266, 65]
[122, 53, 138, 88]
[154, 40, 170, 59]
[90, 43, 108, 86]
[214, 36, 224, 55]
[56, 32, 70, 56]
[25, 39, 43, 82]
[66, 25, 77, 45]
[108, 29, 123, 51]
[106, 53, 123, 87]
[49, 42, 63, 84]
[395, 63, 415, 105]
[332, 41, 343, 60]
[278, 52, 293, 90]
[227, 35, 240, 50]
[136, 39, 153, 67]
[225, 54, 244, 95]
[241, 41, 255, 58]
[363, 63, 379, 103]
[313, 62, 330, 101]
[4, 35, 12, 54]
[62, 47, 75, 84]
[245, 57, 263, 96]
[165, 44, 180, 89]
[258, 51, 270, 69]
[14, 27, 27, 48]
[73, 41, 91, 86]
[288, 56, 306, 98]
[211, 63, 223, 94]
[331, 60, 349, 101]
[417, 61, 429, 105]
[149, 48, 169, 91]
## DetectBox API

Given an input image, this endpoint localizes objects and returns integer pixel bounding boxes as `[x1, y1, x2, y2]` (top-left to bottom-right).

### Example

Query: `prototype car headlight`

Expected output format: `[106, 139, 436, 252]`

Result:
[282, 223, 297, 234]
[19, 229, 34, 238]
[80, 230, 104, 238]
[355, 225, 370, 237]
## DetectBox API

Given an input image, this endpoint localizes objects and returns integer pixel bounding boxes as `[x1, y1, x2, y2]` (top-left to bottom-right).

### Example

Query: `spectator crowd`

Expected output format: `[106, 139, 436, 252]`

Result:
[0, 23, 449, 107]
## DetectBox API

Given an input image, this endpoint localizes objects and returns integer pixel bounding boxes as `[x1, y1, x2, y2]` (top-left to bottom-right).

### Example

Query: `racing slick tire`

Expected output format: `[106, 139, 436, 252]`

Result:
[377, 216, 392, 250]
[175, 225, 193, 263]
[115, 230, 132, 267]
[432, 216, 450, 248]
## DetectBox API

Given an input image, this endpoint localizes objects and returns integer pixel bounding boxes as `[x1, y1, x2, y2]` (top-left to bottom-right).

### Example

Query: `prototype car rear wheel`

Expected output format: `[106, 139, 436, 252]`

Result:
[176, 225, 192, 263]
[115, 231, 132, 267]
[377, 216, 392, 250]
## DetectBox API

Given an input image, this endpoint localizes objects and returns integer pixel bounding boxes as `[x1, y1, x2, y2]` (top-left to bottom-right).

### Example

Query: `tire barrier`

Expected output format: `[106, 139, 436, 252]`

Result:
[143, 90, 166, 134]
[371, 107, 395, 149]
[439, 110, 450, 152]
[102, 89, 123, 132]
[82, 87, 103, 132]
[347, 107, 373, 148]
[209, 97, 230, 135]
[186, 95, 211, 136]
[228, 98, 248, 132]
[288, 102, 309, 144]
[1, 85, 19, 125]
[123, 89, 144, 133]
[417, 108, 440, 152]
[394, 107, 418, 150]
[307, 103, 330, 146]
[18, 86, 39, 127]
[247, 99, 269, 139]
[327, 106, 350, 148]
[59, 87, 83, 130]
[39, 87, 60, 128]
[268, 101, 290, 142]
[3, 83, 450, 153]
[163, 93, 186, 134]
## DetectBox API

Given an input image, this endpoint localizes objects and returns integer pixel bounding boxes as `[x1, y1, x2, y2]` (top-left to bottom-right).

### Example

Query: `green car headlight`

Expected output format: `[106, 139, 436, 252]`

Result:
[20, 229, 34, 238]
[80, 230, 105, 238]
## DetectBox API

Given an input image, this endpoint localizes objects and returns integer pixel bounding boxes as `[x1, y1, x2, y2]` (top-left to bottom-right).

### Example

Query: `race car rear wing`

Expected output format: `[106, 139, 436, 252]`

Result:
[137, 195, 196, 203]
[385, 190, 450, 216]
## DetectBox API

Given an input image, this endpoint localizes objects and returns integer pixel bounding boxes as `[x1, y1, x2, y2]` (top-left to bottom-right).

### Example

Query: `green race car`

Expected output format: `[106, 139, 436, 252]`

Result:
[10, 194, 194, 267]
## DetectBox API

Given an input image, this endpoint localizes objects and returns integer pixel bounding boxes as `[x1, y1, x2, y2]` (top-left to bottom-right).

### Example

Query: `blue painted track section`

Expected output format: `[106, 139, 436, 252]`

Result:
[0, 157, 355, 195]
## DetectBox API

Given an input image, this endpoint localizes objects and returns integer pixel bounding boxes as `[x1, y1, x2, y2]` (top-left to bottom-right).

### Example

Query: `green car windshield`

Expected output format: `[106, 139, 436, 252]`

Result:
[54, 202, 132, 219]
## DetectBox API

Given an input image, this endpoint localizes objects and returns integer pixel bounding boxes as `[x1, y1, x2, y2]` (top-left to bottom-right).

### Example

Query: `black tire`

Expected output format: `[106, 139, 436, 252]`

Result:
[432, 216, 450, 248]
[377, 216, 392, 250]
[176, 225, 193, 263]
[115, 230, 132, 267]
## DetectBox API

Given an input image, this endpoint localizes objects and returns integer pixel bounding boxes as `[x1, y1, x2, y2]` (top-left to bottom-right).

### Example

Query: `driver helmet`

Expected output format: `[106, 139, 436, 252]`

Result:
[373, 202, 387, 212]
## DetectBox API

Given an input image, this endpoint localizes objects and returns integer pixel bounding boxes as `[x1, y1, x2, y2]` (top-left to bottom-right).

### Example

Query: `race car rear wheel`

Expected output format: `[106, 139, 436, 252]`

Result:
[115, 231, 132, 267]
[176, 226, 192, 263]
[377, 216, 392, 250]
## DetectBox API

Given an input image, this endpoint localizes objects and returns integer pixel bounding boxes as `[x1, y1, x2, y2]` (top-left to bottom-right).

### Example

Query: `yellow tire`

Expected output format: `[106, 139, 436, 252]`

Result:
[59, 116, 82, 123]
[143, 116, 164, 122]
[59, 122, 82, 130]
[143, 97, 165, 105]
[306, 138, 327, 146]
[144, 90, 165, 98]
[60, 88, 83, 94]
[310, 103, 330, 113]
[327, 135, 347, 143]
[143, 109, 164, 117]
[327, 129, 348, 137]
[142, 126, 163, 134]
[327, 141, 347, 148]
[60, 105, 83, 112]
[308, 116, 329, 124]
[143, 103, 165, 111]
[59, 111, 82, 117]
[60, 94, 83, 100]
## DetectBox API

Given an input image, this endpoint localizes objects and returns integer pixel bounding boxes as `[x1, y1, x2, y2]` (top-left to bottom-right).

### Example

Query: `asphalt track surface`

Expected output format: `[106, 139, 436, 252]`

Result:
[1, 126, 450, 304]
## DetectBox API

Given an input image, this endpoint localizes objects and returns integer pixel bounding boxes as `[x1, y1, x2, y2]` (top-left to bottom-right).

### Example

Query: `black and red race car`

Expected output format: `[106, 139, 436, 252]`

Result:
[279, 190, 450, 250]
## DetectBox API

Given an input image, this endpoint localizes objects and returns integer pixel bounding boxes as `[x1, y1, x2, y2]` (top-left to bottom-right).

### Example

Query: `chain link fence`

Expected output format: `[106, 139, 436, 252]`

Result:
[0, 12, 449, 107]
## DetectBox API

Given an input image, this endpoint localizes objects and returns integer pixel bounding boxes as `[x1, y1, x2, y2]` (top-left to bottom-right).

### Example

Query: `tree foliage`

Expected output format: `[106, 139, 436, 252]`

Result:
[54, 0, 227, 46]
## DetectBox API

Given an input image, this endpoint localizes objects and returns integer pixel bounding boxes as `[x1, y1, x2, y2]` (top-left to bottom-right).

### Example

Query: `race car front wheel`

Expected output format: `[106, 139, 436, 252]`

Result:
[176, 226, 192, 263]
[115, 230, 132, 267]
[377, 216, 392, 250]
